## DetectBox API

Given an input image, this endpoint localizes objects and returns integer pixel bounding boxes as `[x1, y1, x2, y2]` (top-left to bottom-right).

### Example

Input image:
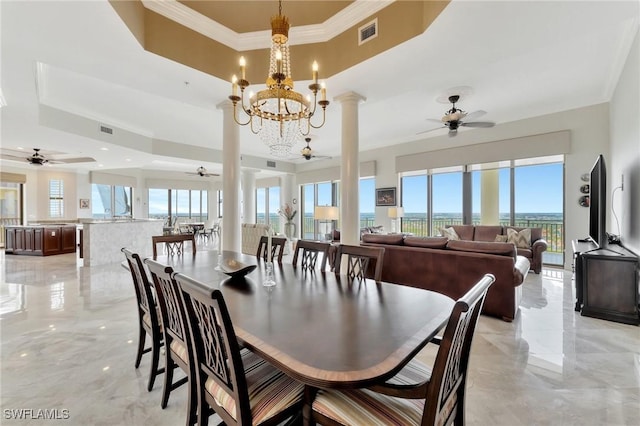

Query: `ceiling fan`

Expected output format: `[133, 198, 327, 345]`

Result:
[298, 137, 330, 161]
[419, 95, 495, 137]
[0, 148, 95, 165]
[186, 166, 219, 177]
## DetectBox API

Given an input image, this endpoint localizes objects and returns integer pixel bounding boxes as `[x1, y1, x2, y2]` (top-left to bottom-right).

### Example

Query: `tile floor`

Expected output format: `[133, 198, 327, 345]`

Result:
[1, 243, 638, 425]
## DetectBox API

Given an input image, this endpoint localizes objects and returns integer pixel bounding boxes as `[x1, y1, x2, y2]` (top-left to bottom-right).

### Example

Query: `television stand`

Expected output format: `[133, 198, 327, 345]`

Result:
[572, 239, 598, 311]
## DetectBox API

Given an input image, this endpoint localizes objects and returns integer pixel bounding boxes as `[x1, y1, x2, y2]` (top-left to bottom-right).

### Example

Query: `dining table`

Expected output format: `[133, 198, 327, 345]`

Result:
[149, 250, 455, 390]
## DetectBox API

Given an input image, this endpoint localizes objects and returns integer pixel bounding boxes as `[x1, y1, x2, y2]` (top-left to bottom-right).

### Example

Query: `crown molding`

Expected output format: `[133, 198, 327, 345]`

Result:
[142, 0, 395, 51]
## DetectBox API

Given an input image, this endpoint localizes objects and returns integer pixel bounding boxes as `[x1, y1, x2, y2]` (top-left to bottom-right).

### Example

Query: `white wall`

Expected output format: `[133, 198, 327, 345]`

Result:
[610, 27, 640, 254]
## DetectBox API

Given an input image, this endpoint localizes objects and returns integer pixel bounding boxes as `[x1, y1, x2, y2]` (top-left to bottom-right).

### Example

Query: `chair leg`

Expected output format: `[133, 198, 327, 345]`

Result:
[186, 372, 197, 425]
[135, 326, 146, 368]
[161, 356, 175, 409]
[147, 335, 162, 391]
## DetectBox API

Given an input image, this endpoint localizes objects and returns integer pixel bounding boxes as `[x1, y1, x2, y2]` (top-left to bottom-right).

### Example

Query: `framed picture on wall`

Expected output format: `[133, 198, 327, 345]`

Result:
[375, 187, 396, 206]
[79, 199, 90, 209]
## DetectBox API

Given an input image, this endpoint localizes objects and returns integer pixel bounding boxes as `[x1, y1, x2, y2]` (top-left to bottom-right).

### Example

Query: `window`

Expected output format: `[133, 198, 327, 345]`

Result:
[147, 188, 209, 224]
[359, 178, 375, 228]
[256, 186, 280, 233]
[301, 181, 338, 240]
[401, 174, 428, 235]
[92, 184, 133, 219]
[49, 179, 64, 218]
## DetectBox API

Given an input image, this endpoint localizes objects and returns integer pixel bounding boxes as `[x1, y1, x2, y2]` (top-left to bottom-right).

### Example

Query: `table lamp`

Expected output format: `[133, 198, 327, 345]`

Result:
[388, 207, 404, 233]
[314, 206, 339, 241]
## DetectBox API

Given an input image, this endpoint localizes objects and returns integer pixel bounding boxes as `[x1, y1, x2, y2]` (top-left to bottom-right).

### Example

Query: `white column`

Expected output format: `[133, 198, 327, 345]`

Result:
[481, 169, 500, 225]
[217, 100, 241, 252]
[242, 170, 257, 224]
[335, 91, 366, 246]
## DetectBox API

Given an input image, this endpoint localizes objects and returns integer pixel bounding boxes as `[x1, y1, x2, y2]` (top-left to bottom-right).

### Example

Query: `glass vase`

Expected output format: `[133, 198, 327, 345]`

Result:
[284, 222, 296, 239]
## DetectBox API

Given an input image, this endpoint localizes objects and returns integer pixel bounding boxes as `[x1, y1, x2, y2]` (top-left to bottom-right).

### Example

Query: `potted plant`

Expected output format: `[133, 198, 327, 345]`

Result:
[278, 203, 297, 239]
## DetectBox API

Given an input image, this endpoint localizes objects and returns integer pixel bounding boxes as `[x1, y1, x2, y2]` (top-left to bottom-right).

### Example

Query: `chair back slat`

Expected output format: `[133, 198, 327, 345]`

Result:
[145, 259, 186, 342]
[334, 244, 385, 282]
[292, 240, 330, 271]
[256, 236, 287, 263]
[122, 248, 153, 314]
[175, 273, 251, 425]
[423, 273, 494, 426]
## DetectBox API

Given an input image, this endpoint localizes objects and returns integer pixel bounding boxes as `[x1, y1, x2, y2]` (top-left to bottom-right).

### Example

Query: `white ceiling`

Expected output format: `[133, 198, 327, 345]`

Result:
[1, 0, 638, 178]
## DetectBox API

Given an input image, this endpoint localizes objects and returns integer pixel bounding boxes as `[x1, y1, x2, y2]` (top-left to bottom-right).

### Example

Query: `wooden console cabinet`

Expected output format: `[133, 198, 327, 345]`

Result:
[5, 225, 77, 256]
[574, 241, 639, 325]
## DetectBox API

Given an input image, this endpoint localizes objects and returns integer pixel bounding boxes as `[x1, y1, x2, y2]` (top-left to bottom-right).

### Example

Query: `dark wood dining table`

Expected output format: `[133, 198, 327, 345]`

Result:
[150, 250, 455, 389]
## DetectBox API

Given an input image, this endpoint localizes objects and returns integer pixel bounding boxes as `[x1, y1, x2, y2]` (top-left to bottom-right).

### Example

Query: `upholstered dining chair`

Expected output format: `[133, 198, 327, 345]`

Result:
[333, 244, 385, 282]
[174, 272, 304, 426]
[121, 248, 164, 392]
[256, 236, 287, 263]
[144, 259, 197, 425]
[292, 240, 331, 271]
[152, 234, 197, 257]
[305, 273, 495, 426]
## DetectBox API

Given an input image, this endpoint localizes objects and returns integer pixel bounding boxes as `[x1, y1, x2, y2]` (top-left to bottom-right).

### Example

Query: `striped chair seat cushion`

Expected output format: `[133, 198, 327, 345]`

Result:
[384, 358, 432, 386]
[141, 307, 162, 331]
[312, 388, 425, 426]
[205, 349, 303, 424]
[170, 340, 189, 364]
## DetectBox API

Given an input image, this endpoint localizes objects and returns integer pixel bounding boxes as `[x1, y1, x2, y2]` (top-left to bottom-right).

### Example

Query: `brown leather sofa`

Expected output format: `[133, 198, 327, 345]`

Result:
[445, 225, 548, 273]
[362, 233, 530, 321]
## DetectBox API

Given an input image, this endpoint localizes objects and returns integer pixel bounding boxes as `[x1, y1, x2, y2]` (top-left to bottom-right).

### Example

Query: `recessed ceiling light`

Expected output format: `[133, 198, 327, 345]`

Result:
[16, 147, 24, 150]
[98, 164, 104, 167]
[100, 147, 109, 151]
[125, 158, 131, 162]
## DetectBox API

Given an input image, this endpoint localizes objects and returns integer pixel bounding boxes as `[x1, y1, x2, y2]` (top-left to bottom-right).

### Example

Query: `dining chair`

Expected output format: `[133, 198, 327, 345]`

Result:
[174, 272, 304, 426]
[305, 273, 495, 426]
[152, 234, 197, 257]
[292, 240, 330, 271]
[144, 258, 197, 425]
[333, 244, 385, 282]
[256, 236, 287, 263]
[121, 248, 164, 392]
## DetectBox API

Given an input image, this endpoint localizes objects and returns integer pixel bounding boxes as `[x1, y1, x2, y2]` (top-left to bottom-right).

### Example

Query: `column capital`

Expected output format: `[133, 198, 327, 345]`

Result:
[334, 91, 366, 105]
[216, 99, 234, 111]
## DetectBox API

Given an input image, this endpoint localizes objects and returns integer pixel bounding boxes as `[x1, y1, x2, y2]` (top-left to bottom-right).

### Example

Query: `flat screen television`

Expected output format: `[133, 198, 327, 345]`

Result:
[589, 154, 607, 246]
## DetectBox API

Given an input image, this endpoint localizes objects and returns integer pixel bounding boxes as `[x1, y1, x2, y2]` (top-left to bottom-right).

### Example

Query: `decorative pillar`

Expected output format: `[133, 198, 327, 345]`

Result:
[217, 100, 241, 252]
[481, 169, 500, 225]
[242, 170, 257, 224]
[335, 91, 366, 246]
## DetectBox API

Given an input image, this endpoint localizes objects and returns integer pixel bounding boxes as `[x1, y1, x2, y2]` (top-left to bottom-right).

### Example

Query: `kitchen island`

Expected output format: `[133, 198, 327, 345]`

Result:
[5, 224, 77, 256]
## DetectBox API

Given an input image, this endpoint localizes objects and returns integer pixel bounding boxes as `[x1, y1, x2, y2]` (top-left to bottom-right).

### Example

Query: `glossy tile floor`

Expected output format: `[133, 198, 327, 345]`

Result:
[1, 244, 639, 425]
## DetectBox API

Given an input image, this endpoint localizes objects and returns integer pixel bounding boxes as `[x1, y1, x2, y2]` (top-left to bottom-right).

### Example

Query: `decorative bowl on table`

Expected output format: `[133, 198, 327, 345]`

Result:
[219, 258, 257, 278]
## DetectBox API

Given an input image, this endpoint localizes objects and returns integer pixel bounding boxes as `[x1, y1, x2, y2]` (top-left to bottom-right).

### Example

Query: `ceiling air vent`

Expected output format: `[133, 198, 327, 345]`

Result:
[100, 125, 113, 135]
[266, 160, 276, 168]
[358, 18, 378, 45]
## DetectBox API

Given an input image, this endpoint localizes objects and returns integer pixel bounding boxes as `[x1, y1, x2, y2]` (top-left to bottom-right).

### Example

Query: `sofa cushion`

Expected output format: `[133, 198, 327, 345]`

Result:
[362, 233, 404, 245]
[404, 236, 449, 249]
[440, 227, 460, 241]
[447, 240, 516, 258]
[474, 226, 504, 242]
[449, 225, 474, 241]
[516, 247, 533, 259]
[506, 227, 532, 249]
[369, 225, 385, 234]
[494, 234, 508, 242]
[510, 226, 542, 243]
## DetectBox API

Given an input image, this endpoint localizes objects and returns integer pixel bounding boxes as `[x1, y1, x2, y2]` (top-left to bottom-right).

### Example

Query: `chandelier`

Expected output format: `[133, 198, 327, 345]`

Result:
[228, 0, 329, 158]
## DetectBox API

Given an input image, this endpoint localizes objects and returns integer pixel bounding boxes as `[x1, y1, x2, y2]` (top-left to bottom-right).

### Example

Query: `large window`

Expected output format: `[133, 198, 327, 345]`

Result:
[148, 188, 208, 224]
[401, 155, 564, 265]
[256, 186, 281, 233]
[360, 178, 375, 228]
[301, 181, 338, 239]
[49, 179, 64, 218]
[92, 184, 132, 219]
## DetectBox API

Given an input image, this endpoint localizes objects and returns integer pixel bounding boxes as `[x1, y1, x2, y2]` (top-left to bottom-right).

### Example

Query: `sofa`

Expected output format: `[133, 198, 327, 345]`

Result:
[362, 233, 530, 321]
[241, 224, 270, 255]
[443, 225, 547, 273]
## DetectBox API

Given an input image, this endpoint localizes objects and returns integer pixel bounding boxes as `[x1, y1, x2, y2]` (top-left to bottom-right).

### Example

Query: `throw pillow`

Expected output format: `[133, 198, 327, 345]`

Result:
[494, 234, 508, 243]
[440, 227, 460, 241]
[506, 228, 531, 249]
[370, 225, 385, 234]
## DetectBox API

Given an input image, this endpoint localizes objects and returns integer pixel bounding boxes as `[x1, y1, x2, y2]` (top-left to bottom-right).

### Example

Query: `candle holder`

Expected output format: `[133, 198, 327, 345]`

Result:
[263, 261, 276, 287]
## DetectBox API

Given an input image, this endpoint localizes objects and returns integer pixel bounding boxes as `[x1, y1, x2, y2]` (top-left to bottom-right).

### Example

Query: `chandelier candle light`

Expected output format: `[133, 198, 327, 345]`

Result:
[229, 0, 329, 158]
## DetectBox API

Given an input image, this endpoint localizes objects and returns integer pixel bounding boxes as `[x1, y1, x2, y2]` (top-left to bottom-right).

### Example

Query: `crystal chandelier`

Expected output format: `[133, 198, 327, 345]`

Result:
[228, 0, 329, 158]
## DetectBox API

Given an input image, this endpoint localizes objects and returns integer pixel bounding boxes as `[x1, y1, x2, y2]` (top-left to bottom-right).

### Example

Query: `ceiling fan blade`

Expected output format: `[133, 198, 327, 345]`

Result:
[0, 153, 29, 162]
[425, 118, 443, 124]
[461, 110, 486, 122]
[461, 121, 495, 128]
[417, 126, 446, 135]
[49, 157, 96, 164]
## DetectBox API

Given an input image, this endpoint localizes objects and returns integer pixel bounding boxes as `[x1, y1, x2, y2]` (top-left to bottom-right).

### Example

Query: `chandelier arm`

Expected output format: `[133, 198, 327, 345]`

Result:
[308, 107, 328, 129]
[232, 103, 253, 126]
[249, 115, 261, 135]
[299, 117, 311, 136]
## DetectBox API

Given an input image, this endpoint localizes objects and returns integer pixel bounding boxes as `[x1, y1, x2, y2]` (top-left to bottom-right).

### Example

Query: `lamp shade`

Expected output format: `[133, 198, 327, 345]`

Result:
[315, 206, 339, 220]
[387, 207, 404, 218]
